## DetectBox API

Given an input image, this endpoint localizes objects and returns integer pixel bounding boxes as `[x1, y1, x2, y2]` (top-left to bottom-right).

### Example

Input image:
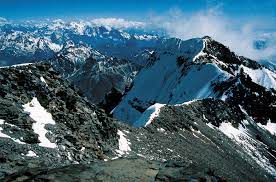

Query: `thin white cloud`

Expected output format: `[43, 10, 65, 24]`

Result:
[91, 18, 145, 29]
[148, 8, 276, 62]
[0, 17, 7, 23]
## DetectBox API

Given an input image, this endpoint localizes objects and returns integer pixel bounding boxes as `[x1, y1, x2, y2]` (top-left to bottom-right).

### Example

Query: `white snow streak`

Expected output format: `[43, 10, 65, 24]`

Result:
[134, 103, 165, 127]
[40, 76, 48, 86]
[193, 39, 206, 62]
[175, 99, 199, 106]
[0, 122, 12, 139]
[0, 63, 33, 69]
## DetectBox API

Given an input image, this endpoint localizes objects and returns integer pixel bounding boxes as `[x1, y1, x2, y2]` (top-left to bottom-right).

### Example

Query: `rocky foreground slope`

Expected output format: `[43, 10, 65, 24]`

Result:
[0, 63, 275, 181]
[0, 63, 120, 177]
[120, 99, 276, 181]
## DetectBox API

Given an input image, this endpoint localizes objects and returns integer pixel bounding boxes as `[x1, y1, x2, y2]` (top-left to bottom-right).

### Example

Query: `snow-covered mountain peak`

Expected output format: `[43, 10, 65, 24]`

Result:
[56, 43, 93, 64]
[113, 36, 276, 125]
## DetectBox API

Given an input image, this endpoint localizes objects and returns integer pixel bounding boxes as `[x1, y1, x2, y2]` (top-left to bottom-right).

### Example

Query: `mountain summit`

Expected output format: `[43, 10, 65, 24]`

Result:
[113, 36, 276, 125]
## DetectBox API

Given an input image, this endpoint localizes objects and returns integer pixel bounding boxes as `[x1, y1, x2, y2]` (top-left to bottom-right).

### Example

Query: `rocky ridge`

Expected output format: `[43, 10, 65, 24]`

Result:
[0, 63, 119, 178]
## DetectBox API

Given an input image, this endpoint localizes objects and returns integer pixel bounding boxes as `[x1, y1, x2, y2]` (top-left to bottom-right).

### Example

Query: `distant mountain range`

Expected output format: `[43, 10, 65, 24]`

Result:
[0, 20, 161, 66]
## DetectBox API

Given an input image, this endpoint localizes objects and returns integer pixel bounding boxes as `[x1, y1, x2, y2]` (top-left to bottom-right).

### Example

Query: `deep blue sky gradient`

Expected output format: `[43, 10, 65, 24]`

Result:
[0, 0, 275, 21]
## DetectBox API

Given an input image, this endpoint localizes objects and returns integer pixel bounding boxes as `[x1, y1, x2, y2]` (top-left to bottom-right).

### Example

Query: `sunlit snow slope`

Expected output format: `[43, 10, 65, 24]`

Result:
[113, 37, 276, 125]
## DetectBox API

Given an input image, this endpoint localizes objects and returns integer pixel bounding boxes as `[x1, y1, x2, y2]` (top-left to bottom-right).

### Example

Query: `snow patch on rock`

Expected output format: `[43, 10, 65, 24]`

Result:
[26, 150, 37, 157]
[157, 128, 165, 132]
[116, 130, 131, 156]
[0, 119, 26, 144]
[23, 97, 57, 148]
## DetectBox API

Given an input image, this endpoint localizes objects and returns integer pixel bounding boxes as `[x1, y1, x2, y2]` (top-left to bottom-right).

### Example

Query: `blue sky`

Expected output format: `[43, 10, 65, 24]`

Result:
[0, 0, 275, 21]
